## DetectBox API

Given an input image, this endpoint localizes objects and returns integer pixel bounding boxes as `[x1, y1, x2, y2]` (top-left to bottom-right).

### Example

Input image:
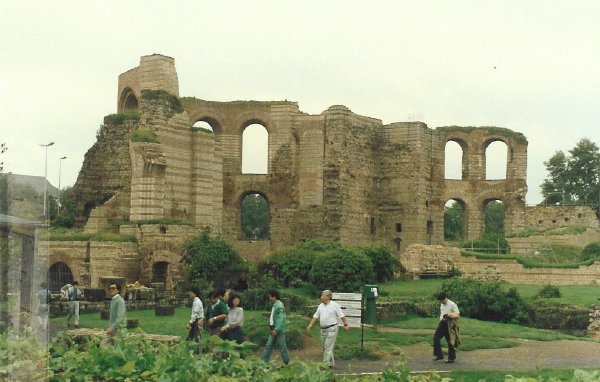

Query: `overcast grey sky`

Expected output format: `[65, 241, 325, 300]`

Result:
[2, 0, 599, 205]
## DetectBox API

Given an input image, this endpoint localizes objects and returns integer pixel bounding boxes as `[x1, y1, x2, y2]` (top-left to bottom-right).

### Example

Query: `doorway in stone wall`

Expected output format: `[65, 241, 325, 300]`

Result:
[152, 261, 169, 284]
[48, 262, 73, 292]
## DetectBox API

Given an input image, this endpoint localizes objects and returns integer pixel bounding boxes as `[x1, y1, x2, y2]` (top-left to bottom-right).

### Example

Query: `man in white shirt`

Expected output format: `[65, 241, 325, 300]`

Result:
[433, 292, 460, 363]
[306, 289, 349, 367]
[61, 281, 82, 329]
[186, 286, 204, 344]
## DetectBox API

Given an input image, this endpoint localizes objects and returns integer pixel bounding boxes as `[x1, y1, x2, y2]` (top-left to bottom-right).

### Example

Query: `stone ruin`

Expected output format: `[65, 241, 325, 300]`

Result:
[43, 54, 598, 290]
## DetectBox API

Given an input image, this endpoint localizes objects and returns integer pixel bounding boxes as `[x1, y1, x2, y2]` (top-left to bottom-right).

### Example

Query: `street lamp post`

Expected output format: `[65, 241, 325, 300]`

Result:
[40, 142, 54, 218]
[58, 156, 66, 214]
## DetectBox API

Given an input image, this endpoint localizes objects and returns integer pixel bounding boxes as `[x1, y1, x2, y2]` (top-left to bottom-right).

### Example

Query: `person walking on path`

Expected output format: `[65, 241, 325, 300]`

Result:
[260, 290, 291, 365]
[61, 281, 82, 329]
[186, 286, 204, 346]
[206, 290, 228, 338]
[107, 283, 126, 336]
[432, 292, 460, 364]
[306, 289, 349, 368]
[221, 293, 244, 344]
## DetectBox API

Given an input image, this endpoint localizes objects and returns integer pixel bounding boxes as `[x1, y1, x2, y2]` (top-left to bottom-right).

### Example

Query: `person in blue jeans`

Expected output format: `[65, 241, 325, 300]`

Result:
[260, 290, 290, 365]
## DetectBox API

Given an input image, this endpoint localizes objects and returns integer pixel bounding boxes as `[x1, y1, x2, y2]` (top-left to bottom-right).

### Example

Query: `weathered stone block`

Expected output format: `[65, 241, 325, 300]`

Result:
[155, 305, 175, 316]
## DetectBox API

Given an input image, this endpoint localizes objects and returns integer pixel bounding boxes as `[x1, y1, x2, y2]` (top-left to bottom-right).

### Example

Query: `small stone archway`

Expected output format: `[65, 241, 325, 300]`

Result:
[444, 198, 469, 241]
[118, 87, 139, 113]
[483, 138, 509, 180]
[138, 242, 184, 290]
[48, 262, 74, 293]
[191, 116, 223, 135]
[239, 191, 270, 239]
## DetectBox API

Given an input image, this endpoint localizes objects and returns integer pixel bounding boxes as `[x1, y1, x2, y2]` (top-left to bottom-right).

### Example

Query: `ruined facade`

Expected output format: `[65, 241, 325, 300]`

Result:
[47, 54, 533, 289]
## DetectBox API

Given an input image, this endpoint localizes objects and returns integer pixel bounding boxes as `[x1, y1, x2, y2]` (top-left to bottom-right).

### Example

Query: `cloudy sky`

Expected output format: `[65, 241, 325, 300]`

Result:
[2, 0, 599, 204]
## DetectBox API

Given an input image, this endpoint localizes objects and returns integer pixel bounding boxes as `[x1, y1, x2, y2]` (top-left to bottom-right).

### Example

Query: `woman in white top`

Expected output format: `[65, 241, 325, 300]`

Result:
[221, 293, 244, 344]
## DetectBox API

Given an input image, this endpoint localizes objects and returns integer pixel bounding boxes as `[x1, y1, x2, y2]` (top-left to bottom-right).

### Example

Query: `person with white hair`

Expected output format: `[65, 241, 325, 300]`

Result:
[306, 289, 349, 367]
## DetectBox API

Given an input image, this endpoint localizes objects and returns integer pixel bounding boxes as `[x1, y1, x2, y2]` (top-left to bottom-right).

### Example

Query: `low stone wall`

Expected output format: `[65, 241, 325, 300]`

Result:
[507, 228, 600, 255]
[588, 305, 600, 338]
[376, 301, 418, 320]
[50, 297, 188, 318]
[401, 244, 600, 285]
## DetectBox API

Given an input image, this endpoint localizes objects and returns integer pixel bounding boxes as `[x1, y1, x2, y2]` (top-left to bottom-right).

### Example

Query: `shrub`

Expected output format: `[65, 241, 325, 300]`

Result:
[436, 278, 529, 324]
[103, 111, 140, 124]
[131, 129, 158, 143]
[182, 228, 248, 290]
[582, 241, 600, 261]
[309, 248, 375, 293]
[297, 239, 342, 252]
[262, 247, 317, 287]
[354, 245, 398, 282]
[536, 284, 561, 298]
[528, 300, 589, 330]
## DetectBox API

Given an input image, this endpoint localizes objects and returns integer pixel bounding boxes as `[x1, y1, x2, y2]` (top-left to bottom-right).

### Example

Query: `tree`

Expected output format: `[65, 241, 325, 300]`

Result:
[484, 200, 505, 235]
[444, 201, 464, 241]
[0, 143, 6, 173]
[541, 138, 600, 205]
[241, 194, 269, 239]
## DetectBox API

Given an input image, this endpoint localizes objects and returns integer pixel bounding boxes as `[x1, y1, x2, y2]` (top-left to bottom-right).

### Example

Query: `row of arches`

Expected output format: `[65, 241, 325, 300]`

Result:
[445, 140, 508, 180]
[443, 198, 506, 241]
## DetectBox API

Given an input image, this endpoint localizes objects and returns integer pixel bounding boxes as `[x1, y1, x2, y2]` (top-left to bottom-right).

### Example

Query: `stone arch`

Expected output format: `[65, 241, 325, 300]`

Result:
[444, 198, 469, 240]
[482, 197, 506, 236]
[483, 138, 508, 180]
[118, 87, 139, 113]
[241, 122, 269, 174]
[444, 138, 468, 180]
[48, 262, 74, 292]
[239, 191, 270, 239]
[138, 241, 184, 290]
[191, 116, 222, 134]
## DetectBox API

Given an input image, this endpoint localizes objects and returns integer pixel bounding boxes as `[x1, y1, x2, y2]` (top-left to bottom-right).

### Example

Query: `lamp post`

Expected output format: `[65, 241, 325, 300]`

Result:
[58, 156, 66, 214]
[40, 142, 54, 218]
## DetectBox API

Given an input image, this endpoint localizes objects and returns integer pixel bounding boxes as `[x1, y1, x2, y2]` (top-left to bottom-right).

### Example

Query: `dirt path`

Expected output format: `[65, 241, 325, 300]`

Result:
[332, 339, 600, 374]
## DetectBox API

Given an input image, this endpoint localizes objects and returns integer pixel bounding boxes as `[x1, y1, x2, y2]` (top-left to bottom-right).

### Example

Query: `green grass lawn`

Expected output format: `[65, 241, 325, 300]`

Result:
[377, 278, 600, 308]
[449, 368, 600, 382]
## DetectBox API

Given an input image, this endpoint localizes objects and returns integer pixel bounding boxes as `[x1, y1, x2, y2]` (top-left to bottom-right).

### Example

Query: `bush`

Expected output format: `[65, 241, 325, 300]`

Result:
[536, 284, 561, 298]
[354, 245, 398, 282]
[309, 248, 375, 293]
[103, 111, 140, 124]
[436, 278, 529, 324]
[131, 129, 158, 143]
[582, 241, 600, 261]
[297, 239, 342, 252]
[262, 248, 317, 287]
[182, 228, 248, 289]
[528, 300, 589, 330]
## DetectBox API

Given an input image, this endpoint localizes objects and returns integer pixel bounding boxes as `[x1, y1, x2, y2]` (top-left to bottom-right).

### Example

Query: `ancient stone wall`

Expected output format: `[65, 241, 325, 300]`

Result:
[507, 228, 600, 255]
[524, 205, 599, 229]
[402, 244, 600, 285]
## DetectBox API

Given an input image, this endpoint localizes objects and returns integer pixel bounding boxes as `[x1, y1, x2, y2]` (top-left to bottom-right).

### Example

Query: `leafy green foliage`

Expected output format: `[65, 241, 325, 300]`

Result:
[527, 299, 589, 330]
[436, 278, 529, 324]
[536, 284, 561, 298]
[48, 228, 136, 242]
[262, 247, 317, 287]
[240, 193, 269, 239]
[582, 241, 600, 261]
[541, 138, 600, 205]
[0, 143, 6, 173]
[354, 245, 398, 282]
[141, 89, 183, 113]
[103, 111, 140, 124]
[309, 248, 375, 293]
[131, 129, 159, 143]
[182, 228, 248, 289]
[444, 200, 464, 240]
[485, 200, 505, 235]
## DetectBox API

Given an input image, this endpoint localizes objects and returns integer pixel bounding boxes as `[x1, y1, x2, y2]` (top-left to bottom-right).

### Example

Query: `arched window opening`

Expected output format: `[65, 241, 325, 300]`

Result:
[484, 199, 505, 235]
[241, 193, 269, 239]
[444, 199, 466, 241]
[119, 88, 138, 113]
[192, 120, 213, 133]
[48, 262, 73, 292]
[445, 140, 465, 179]
[152, 261, 169, 284]
[485, 141, 508, 180]
[242, 124, 268, 174]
